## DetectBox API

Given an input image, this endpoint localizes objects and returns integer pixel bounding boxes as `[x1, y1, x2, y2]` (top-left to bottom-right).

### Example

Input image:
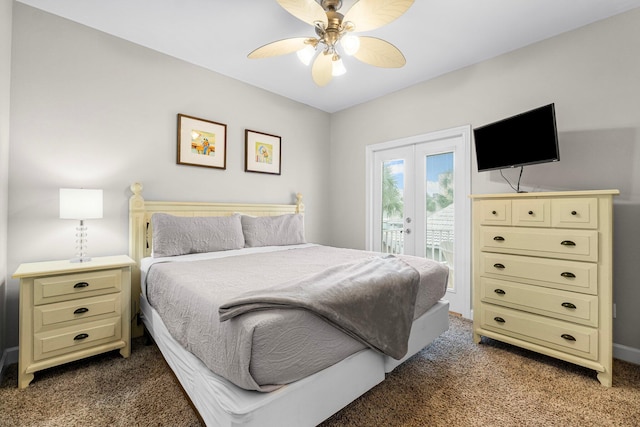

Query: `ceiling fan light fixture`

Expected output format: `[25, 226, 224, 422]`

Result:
[253, 0, 415, 86]
[341, 34, 360, 56]
[332, 55, 346, 76]
[297, 45, 316, 66]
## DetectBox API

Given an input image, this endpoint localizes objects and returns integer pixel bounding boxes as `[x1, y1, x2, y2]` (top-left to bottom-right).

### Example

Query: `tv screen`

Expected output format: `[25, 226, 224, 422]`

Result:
[473, 104, 559, 172]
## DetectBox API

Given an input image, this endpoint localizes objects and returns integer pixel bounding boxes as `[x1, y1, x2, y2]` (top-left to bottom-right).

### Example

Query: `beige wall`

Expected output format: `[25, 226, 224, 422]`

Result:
[6, 4, 331, 348]
[330, 9, 640, 352]
[0, 0, 13, 367]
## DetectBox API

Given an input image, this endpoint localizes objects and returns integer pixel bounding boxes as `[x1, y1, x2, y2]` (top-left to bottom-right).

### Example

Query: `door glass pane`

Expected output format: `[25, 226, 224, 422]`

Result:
[424, 152, 455, 289]
[381, 159, 404, 254]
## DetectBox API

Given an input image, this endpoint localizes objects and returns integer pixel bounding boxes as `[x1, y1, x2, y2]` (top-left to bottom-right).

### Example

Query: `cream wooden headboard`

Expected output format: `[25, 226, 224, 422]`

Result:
[127, 182, 304, 336]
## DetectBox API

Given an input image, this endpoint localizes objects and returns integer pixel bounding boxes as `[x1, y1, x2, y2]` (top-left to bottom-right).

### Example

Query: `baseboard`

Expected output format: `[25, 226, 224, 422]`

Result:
[614, 343, 640, 365]
[0, 346, 18, 385]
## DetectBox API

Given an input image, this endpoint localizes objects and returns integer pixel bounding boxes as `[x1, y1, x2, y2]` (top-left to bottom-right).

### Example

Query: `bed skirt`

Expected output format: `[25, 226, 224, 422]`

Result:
[140, 295, 449, 426]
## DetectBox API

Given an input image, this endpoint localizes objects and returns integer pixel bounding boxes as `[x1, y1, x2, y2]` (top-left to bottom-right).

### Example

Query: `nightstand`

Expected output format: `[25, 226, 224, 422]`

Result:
[13, 255, 135, 388]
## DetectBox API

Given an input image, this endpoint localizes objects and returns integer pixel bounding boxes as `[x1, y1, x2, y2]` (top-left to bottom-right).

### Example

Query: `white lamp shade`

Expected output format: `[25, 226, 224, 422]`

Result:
[296, 45, 316, 66]
[332, 58, 347, 76]
[59, 188, 103, 219]
[341, 35, 360, 56]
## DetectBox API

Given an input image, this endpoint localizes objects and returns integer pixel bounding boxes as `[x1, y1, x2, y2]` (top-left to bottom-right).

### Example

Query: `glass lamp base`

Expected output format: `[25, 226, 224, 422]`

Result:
[72, 220, 91, 263]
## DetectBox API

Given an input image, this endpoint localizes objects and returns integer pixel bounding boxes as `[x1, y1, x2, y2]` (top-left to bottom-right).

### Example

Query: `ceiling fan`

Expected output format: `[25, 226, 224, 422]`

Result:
[248, 0, 414, 87]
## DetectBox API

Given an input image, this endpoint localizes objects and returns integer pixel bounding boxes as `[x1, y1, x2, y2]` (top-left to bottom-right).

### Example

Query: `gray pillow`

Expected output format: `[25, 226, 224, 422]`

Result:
[152, 213, 245, 257]
[241, 214, 305, 247]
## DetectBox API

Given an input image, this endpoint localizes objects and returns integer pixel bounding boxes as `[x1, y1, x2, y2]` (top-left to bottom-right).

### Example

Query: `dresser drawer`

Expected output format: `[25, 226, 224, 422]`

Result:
[479, 277, 598, 326]
[33, 317, 122, 361]
[480, 252, 598, 294]
[478, 200, 512, 225]
[551, 198, 598, 229]
[34, 269, 122, 305]
[479, 304, 598, 360]
[480, 226, 598, 262]
[34, 294, 121, 331]
[512, 199, 550, 227]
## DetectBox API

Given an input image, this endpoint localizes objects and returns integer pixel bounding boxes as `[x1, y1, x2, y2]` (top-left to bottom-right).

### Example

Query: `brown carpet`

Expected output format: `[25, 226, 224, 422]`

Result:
[2, 315, 639, 426]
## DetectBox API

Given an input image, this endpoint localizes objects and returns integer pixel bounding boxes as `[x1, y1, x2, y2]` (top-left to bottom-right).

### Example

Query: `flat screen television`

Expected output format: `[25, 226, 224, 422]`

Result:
[473, 103, 559, 172]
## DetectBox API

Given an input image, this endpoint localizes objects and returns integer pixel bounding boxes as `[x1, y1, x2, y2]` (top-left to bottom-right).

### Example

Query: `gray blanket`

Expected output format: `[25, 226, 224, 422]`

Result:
[219, 256, 419, 360]
[146, 245, 448, 391]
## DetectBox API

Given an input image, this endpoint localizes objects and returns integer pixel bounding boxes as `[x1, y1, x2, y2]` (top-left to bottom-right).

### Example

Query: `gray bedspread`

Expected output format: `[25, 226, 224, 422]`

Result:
[219, 255, 419, 360]
[145, 245, 449, 392]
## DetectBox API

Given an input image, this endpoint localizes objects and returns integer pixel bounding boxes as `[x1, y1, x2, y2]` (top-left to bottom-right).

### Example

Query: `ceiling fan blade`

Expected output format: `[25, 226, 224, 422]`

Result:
[343, 0, 414, 32]
[353, 36, 406, 68]
[277, 0, 328, 27]
[248, 37, 310, 59]
[312, 52, 333, 86]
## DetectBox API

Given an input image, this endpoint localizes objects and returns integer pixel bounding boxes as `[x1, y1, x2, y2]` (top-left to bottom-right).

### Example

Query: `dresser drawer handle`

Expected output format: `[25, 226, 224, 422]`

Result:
[560, 240, 576, 247]
[73, 282, 90, 289]
[494, 289, 506, 295]
[493, 263, 505, 269]
[491, 210, 497, 215]
[561, 272, 576, 278]
[571, 210, 577, 215]
[73, 333, 89, 341]
[494, 317, 506, 323]
[74, 307, 89, 314]
[493, 236, 505, 241]
[561, 334, 576, 341]
[528, 210, 534, 215]
[561, 302, 577, 309]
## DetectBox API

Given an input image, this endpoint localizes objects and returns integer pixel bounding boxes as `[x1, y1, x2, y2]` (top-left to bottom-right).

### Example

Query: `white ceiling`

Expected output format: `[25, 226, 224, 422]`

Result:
[17, 0, 640, 112]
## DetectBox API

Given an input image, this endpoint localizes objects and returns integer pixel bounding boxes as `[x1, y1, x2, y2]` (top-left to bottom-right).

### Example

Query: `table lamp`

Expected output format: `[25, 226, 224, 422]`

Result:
[59, 188, 103, 262]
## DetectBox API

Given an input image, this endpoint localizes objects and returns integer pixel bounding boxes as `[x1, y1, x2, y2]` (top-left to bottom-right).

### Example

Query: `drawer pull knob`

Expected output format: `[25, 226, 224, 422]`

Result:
[494, 317, 506, 323]
[561, 334, 576, 341]
[571, 210, 577, 215]
[73, 282, 90, 289]
[494, 289, 506, 295]
[493, 236, 505, 241]
[528, 210, 534, 215]
[491, 210, 497, 215]
[561, 272, 576, 278]
[74, 307, 89, 314]
[73, 333, 89, 341]
[561, 302, 577, 309]
[560, 240, 576, 247]
[493, 263, 505, 269]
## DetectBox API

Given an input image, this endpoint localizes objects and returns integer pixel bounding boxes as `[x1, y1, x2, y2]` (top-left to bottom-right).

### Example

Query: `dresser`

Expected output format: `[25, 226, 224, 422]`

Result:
[13, 255, 135, 388]
[470, 190, 618, 386]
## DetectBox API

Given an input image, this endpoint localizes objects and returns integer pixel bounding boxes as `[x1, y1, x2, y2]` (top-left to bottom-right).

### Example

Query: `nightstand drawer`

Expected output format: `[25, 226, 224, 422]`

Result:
[34, 269, 122, 305]
[34, 294, 121, 331]
[479, 304, 598, 360]
[33, 317, 122, 361]
[480, 226, 598, 262]
[480, 252, 598, 294]
[479, 277, 598, 326]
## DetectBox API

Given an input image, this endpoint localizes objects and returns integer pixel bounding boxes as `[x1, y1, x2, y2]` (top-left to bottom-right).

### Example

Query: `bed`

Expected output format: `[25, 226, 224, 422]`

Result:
[128, 182, 450, 426]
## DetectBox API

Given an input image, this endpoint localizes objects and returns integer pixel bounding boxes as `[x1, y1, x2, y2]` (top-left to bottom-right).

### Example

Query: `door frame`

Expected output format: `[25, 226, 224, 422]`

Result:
[365, 125, 472, 319]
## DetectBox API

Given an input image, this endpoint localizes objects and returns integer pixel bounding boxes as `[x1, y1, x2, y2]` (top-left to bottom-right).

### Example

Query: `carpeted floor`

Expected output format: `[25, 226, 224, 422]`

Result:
[2, 315, 639, 426]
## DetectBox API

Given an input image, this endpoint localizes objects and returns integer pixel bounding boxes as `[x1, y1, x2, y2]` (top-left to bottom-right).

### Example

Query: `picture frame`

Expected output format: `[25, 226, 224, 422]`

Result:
[244, 129, 282, 175]
[177, 114, 227, 169]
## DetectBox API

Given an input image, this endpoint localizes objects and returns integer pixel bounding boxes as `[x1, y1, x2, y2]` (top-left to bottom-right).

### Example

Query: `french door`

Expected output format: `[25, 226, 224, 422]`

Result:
[366, 126, 471, 318]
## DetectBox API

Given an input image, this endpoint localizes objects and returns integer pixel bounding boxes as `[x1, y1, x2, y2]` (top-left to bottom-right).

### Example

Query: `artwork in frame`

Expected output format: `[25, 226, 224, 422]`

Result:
[245, 129, 282, 175]
[177, 114, 227, 169]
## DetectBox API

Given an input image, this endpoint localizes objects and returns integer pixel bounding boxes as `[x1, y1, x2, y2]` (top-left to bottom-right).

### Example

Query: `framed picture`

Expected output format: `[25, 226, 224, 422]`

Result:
[177, 114, 227, 169]
[245, 129, 282, 175]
